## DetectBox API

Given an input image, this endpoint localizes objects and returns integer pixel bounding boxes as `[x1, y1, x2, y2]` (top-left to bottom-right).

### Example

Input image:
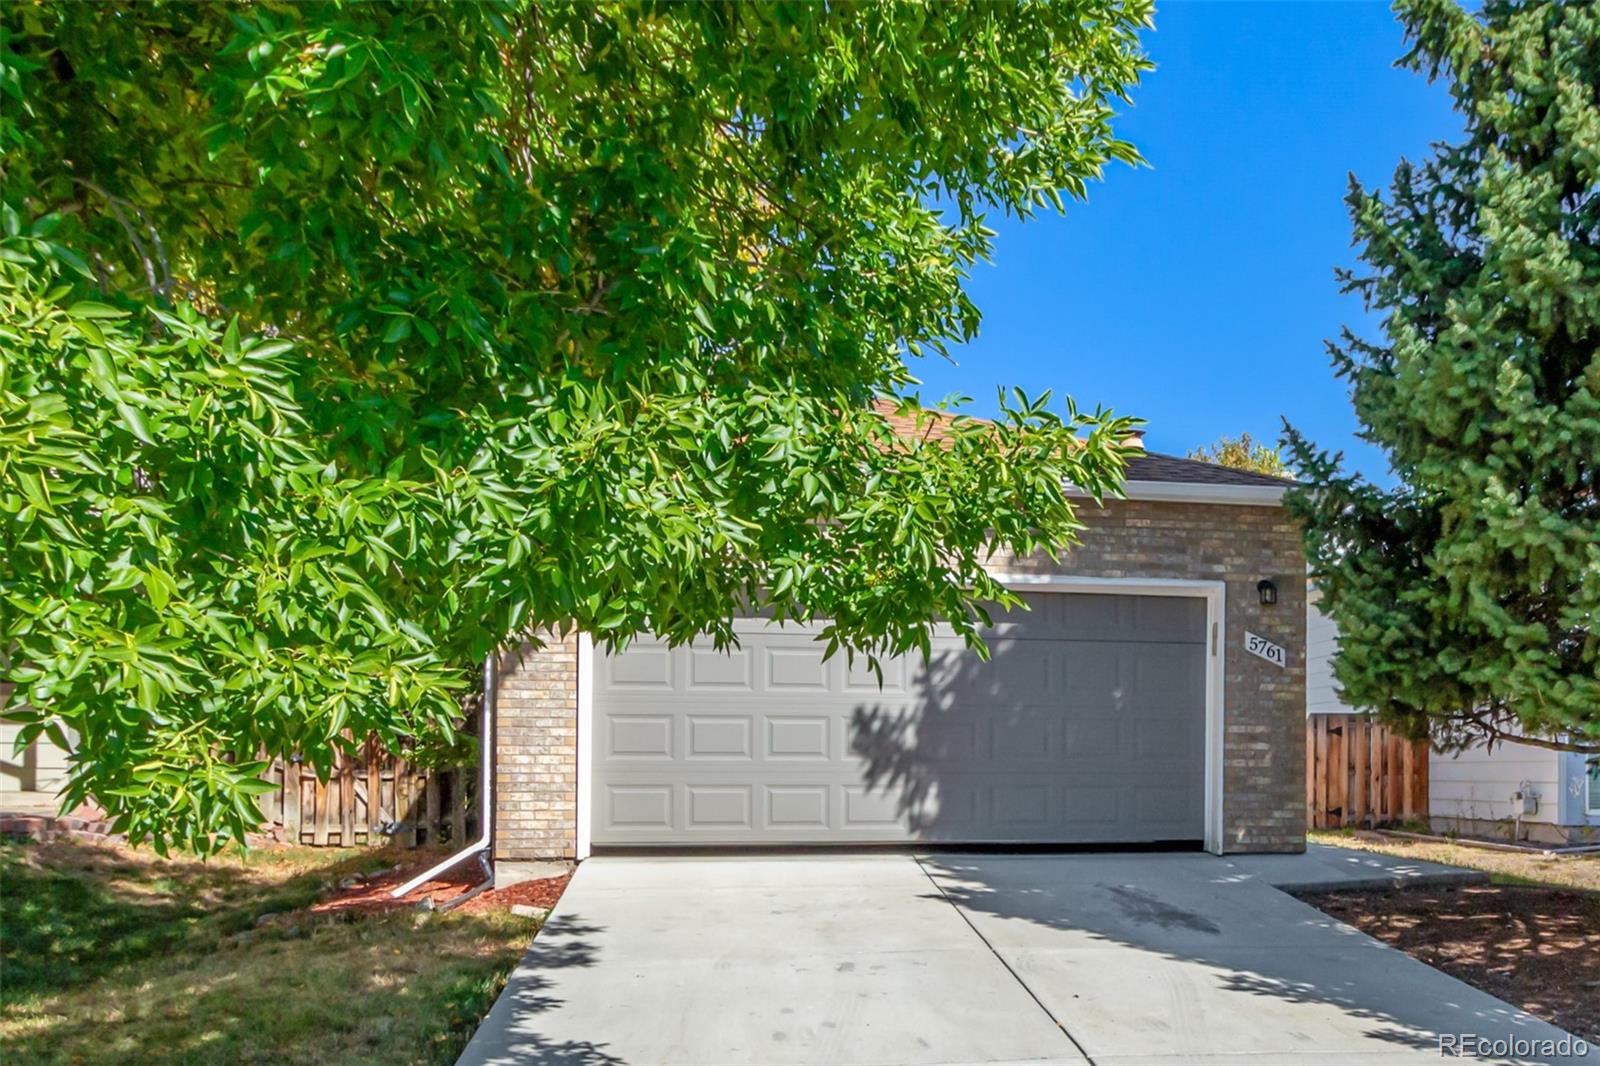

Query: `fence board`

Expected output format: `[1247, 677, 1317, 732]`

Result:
[1368, 726, 1383, 824]
[1350, 719, 1367, 828]
[1305, 725, 1317, 828]
[367, 739, 382, 839]
[341, 753, 356, 846]
[451, 764, 467, 846]
[1329, 721, 1345, 822]
[259, 736, 475, 848]
[425, 774, 441, 846]
[1306, 715, 1429, 829]
[1387, 733, 1403, 819]
[1314, 719, 1329, 827]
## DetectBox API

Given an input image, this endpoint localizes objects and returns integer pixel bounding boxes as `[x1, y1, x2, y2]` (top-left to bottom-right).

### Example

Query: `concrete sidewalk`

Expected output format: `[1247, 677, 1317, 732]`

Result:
[1225, 841, 1493, 892]
[458, 847, 1592, 1066]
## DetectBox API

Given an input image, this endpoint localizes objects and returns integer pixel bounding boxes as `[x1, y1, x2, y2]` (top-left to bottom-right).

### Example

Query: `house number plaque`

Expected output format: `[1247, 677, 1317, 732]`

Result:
[1245, 631, 1287, 668]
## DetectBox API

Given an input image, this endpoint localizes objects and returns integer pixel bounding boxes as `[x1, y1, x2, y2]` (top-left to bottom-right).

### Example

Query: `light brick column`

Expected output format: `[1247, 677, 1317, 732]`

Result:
[493, 633, 580, 869]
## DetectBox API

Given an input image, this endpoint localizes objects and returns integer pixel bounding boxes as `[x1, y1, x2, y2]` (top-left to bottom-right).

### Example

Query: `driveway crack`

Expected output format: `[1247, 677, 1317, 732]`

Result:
[915, 856, 1097, 1066]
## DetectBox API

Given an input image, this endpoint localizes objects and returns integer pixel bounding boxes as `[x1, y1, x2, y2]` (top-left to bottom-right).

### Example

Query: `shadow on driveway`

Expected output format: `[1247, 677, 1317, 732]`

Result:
[920, 851, 1596, 1064]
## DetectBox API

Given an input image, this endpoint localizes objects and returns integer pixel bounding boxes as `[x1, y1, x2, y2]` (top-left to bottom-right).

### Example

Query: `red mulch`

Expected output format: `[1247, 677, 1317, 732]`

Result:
[309, 854, 570, 919]
[455, 873, 569, 915]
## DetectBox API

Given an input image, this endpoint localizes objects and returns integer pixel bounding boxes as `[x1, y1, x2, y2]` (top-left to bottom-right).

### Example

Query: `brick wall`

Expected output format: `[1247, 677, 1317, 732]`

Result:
[493, 634, 578, 862]
[493, 498, 1306, 859]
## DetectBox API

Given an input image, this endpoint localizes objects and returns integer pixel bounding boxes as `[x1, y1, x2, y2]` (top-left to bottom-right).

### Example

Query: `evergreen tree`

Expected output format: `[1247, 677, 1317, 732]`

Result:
[1286, 0, 1599, 753]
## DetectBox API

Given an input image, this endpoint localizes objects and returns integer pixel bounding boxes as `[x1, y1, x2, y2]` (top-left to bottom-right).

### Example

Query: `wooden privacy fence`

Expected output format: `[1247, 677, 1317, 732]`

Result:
[257, 739, 479, 848]
[1306, 714, 1429, 829]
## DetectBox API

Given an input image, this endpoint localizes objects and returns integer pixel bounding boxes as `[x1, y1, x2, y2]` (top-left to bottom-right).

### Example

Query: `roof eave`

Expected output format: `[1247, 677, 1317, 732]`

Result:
[1068, 479, 1289, 507]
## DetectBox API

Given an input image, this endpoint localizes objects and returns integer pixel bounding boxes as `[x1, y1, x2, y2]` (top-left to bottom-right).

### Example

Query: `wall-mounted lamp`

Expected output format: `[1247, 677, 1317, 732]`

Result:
[1257, 579, 1278, 606]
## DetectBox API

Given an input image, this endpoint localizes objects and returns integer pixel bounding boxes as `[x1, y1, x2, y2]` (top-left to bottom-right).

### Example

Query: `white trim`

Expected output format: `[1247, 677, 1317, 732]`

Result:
[575, 632, 594, 861]
[984, 574, 1227, 855]
[1069, 480, 1287, 507]
[574, 575, 1230, 857]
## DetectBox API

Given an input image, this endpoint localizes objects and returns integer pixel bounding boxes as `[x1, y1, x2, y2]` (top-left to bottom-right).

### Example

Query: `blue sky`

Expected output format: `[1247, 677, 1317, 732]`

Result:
[911, 1, 1462, 482]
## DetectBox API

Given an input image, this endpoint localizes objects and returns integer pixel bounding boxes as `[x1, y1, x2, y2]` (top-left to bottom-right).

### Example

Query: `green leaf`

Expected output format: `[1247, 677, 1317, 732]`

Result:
[68, 301, 130, 320]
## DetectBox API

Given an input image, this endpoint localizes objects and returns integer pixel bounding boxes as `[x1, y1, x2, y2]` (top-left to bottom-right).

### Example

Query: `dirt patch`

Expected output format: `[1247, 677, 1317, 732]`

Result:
[1303, 883, 1600, 1042]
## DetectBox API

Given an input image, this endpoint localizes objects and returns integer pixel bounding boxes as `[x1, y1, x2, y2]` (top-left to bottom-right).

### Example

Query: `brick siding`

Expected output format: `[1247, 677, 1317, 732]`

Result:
[493, 634, 579, 861]
[493, 498, 1306, 860]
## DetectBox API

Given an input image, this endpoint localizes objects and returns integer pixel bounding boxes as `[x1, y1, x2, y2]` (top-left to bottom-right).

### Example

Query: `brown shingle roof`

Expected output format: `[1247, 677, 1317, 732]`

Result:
[872, 397, 1295, 488]
[870, 398, 972, 446]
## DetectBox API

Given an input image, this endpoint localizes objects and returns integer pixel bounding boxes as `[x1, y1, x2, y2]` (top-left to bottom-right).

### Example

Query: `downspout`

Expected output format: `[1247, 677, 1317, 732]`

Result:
[390, 652, 495, 898]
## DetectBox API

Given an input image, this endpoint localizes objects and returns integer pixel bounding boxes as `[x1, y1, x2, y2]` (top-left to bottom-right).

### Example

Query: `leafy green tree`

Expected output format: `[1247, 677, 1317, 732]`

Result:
[1187, 433, 1288, 477]
[0, 1, 1151, 850]
[1286, 0, 1599, 754]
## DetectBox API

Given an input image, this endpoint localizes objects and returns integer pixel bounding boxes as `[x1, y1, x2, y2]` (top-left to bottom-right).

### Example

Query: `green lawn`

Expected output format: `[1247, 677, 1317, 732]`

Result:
[1, 838, 537, 1065]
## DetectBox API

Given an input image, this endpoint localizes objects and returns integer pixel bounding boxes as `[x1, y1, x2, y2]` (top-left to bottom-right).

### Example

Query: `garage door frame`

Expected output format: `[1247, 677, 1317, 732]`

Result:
[574, 575, 1227, 857]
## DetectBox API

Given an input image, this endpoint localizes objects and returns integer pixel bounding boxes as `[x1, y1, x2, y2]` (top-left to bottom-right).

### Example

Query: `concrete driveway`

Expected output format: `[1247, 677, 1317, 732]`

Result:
[459, 850, 1595, 1066]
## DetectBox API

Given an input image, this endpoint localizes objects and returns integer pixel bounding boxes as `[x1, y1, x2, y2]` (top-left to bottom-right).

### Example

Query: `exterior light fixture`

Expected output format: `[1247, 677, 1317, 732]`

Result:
[1257, 579, 1278, 606]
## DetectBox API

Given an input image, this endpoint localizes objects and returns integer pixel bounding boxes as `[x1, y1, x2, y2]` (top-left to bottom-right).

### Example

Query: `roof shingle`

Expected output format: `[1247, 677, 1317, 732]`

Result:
[872, 398, 1295, 488]
[1123, 450, 1296, 487]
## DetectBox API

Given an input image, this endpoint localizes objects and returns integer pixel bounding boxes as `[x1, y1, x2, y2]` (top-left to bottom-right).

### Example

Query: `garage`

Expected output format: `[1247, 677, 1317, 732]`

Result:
[589, 588, 1212, 847]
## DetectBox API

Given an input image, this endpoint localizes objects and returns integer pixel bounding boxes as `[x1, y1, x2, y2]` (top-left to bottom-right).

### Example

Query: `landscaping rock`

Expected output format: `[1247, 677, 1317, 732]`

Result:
[510, 904, 550, 920]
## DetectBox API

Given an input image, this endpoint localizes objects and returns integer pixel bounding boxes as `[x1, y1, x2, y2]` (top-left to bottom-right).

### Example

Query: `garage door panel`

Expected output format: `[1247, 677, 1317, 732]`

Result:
[605, 645, 674, 688]
[766, 786, 829, 828]
[605, 786, 673, 831]
[845, 655, 909, 692]
[606, 715, 673, 759]
[591, 593, 1206, 846]
[766, 646, 831, 690]
[987, 711, 1065, 763]
[685, 716, 752, 760]
[687, 648, 753, 689]
[687, 785, 752, 829]
[980, 592, 1206, 643]
[766, 716, 830, 759]
[1063, 713, 1123, 758]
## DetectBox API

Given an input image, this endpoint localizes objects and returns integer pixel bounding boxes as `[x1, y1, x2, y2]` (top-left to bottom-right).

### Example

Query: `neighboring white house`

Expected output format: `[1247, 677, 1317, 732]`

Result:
[1, 720, 73, 796]
[1308, 588, 1599, 844]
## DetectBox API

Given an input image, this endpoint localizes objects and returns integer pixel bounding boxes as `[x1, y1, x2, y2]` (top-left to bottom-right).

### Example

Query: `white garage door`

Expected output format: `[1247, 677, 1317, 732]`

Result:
[591, 592, 1207, 846]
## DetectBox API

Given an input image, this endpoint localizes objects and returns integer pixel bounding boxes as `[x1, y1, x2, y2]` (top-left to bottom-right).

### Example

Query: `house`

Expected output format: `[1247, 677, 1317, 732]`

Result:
[491, 412, 1307, 883]
[0, 719, 71, 797]
[1307, 593, 1600, 845]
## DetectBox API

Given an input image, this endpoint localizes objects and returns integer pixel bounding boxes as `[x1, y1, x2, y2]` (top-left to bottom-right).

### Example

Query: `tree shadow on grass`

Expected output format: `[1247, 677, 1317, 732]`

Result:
[2, 843, 600, 1065]
[0, 838, 398, 1001]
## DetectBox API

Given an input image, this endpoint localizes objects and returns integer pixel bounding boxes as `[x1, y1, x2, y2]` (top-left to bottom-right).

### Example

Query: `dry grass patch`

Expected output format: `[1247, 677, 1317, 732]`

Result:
[1, 838, 539, 1065]
[1309, 828, 1600, 892]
